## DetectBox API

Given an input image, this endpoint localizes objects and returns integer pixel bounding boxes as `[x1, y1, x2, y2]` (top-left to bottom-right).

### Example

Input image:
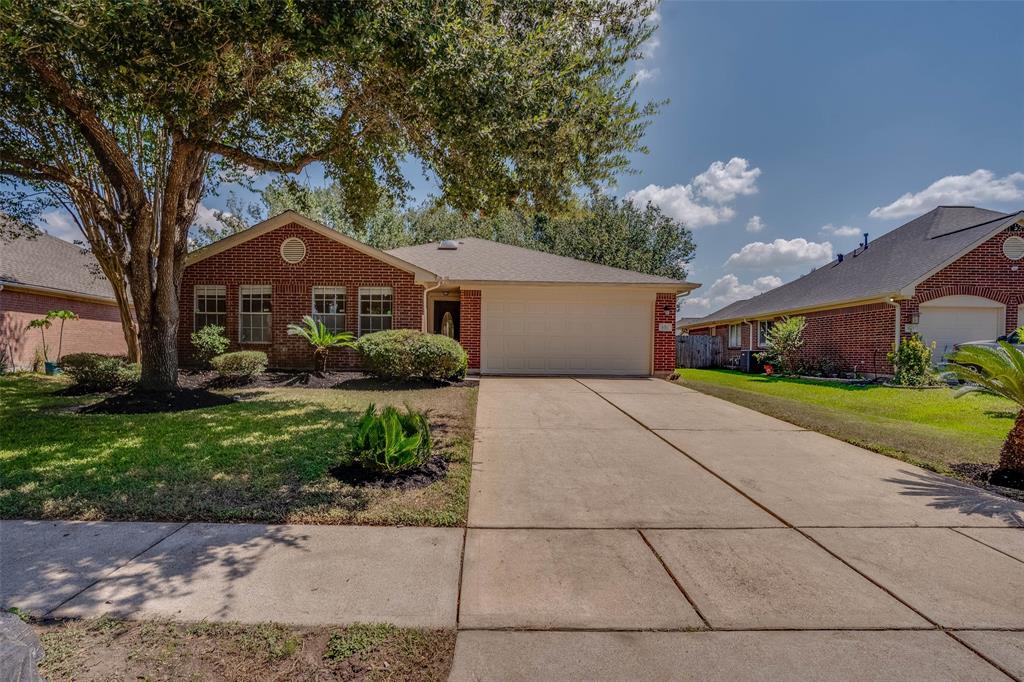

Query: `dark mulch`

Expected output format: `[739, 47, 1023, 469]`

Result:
[78, 389, 236, 414]
[950, 462, 1024, 500]
[178, 369, 471, 392]
[329, 455, 449, 491]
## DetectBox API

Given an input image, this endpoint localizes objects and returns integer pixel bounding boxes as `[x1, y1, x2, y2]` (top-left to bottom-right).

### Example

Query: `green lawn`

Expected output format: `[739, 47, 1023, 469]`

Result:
[0, 374, 476, 525]
[674, 369, 1015, 475]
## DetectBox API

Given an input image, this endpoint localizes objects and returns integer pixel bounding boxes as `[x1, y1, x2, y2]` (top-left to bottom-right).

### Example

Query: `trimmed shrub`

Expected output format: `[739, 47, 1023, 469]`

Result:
[755, 316, 806, 375]
[888, 335, 937, 386]
[356, 329, 467, 381]
[210, 351, 268, 380]
[349, 404, 432, 474]
[61, 353, 140, 390]
[190, 324, 230, 366]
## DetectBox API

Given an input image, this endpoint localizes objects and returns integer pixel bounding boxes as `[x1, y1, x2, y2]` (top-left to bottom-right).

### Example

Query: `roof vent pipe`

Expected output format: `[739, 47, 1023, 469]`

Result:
[862, 233, 869, 250]
[837, 253, 844, 264]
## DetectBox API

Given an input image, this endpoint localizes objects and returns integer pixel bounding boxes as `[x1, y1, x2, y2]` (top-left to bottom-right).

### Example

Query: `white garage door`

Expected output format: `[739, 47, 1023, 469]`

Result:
[918, 295, 1004, 362]
[481, 286, 653, 375]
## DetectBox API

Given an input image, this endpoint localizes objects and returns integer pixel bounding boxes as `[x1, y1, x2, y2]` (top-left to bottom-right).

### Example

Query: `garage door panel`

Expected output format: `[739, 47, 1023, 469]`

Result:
[482, 287, 653, 375]
[918, 297, 1003, 362]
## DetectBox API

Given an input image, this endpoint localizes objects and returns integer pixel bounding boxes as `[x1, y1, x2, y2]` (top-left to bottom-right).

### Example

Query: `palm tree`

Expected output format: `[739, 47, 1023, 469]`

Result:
[286, 315, 356, 373]
[46, 309, 79, 363]
[948, 333, 1024, 485]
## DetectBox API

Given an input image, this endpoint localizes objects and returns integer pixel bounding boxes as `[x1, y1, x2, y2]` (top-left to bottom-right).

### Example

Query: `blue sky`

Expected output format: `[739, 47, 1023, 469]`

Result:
[37, 1, 1023, 317]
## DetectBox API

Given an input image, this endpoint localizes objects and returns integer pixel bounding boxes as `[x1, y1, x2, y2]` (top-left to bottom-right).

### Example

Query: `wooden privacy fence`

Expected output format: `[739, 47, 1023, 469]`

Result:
[676, 335, 724, 368]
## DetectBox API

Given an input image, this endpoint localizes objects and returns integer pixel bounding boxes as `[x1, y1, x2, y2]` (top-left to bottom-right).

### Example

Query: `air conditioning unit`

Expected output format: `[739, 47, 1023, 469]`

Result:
[738, 350, 764, 374]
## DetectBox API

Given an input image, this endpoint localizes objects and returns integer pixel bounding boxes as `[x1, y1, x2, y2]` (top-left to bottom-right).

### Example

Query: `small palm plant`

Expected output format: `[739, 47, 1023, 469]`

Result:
[286, 315, 356, 372]
[948, 331, 1024, 486]
[46, 309, 79, 363]
[27, 317, 52, 363]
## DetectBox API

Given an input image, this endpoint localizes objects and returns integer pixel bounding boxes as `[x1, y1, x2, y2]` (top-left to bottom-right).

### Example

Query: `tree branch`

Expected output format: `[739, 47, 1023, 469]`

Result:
[194, 138, 323, 174]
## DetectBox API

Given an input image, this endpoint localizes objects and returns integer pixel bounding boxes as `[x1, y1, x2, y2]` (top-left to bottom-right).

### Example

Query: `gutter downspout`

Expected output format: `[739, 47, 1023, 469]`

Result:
[421, 279, 445, 333]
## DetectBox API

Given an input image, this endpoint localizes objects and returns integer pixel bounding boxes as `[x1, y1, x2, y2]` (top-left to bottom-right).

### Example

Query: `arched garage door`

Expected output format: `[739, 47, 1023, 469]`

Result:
[918, 295, 1004, 362]
[481, 286, 653, 375]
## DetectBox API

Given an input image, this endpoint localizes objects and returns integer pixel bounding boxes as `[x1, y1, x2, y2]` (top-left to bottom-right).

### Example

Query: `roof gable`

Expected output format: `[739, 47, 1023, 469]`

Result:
[0, 231, 115, 301]
[186, 211, 438, 280]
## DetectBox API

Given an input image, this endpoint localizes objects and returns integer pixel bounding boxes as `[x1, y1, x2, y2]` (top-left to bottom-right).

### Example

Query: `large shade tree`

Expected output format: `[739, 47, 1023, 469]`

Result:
[0, 0, 658, 391]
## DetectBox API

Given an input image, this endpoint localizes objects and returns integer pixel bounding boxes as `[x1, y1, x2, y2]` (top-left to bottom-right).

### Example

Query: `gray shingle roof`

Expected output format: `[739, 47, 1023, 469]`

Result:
[0, 232, 115, 301]
[387, 237, 691, 286]
[685, 206, 1022, 327]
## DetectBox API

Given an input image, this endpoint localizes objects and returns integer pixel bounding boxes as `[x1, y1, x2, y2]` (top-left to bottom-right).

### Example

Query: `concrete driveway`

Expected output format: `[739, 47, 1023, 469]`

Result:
[453, 376, 1024, 681]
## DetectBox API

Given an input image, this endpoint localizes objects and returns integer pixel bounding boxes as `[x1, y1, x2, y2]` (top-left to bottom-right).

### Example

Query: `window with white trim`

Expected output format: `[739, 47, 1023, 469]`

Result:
[728, 324, 742, 348]
[312, 286, 346, 333]
[757, 320, 773, 348]
[239, 285, 272, 343]
[194, 285, 226, 330]
[358, 287, 393, 335]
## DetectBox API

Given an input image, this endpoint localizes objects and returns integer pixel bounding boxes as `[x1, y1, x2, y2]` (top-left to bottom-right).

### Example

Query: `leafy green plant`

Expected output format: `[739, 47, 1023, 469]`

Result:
[45, 309, 79, 362]
[356, 329, 467, 381]
[755, 316, 806, 375]
[61, 353, 140, 390]
[324, 623, 396, 661]
[211, 351, 268, 380]
[349, 404, 432, 474]
[948, 332, 1024, 483]
[286, 315, 356, 372]
[190, 324, 230, 366]
[887, 335, 938, 386]
[28, 317, 51, 363]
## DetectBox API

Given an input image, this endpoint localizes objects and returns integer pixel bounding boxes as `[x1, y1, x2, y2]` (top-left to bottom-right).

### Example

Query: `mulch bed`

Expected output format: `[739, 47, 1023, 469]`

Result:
[329, 455, 450, 491]
[79, 388, 236, 415]
[950, 462, 1024, 501]
[178, 369, 472, 392]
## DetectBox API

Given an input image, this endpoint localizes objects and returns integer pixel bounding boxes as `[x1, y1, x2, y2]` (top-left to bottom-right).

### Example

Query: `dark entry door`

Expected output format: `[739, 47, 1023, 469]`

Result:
[433, 300, 461, 340]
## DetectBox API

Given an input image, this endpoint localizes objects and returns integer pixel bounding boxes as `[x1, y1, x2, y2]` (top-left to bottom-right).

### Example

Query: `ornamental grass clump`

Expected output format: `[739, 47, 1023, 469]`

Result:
[349, 404, 432, 475]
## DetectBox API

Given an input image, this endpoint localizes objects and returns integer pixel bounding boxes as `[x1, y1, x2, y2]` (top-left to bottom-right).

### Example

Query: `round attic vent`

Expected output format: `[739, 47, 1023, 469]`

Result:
[1003, 235, 1024, 261]
[280, 237, 306, 264]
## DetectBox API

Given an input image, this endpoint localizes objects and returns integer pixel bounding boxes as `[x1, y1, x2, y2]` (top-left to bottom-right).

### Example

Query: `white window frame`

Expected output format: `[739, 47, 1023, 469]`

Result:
[727, 324, 742, 349]
[193, 285, 226, 331]
[757, 320, 773, 348]
[311, 286, 347, 333]
[239, 285, 272, 344]
[358, 286, 393, 336]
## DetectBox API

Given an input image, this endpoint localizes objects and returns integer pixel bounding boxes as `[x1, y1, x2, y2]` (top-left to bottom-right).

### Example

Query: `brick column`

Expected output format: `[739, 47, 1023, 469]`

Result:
[654, 292, 677, 374]
[460, 289, 481, 372]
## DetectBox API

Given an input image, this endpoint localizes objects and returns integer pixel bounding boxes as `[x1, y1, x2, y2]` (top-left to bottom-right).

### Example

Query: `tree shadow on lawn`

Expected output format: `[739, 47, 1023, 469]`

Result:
[1, 390, 374, 523]
[884, 469, 1024, 525]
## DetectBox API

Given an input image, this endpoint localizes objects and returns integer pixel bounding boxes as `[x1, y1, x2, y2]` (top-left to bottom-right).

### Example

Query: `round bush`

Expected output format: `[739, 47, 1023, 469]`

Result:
[61, 353, 140, 390]
[356, 330, 467, 381]
[210, 351, 268, 379]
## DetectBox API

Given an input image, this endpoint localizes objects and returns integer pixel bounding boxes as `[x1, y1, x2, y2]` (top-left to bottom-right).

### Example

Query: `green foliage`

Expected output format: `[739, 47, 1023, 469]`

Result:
[349, 404, 432, 474]
[755, 317, 806, 374]
[190, 325, 230, 366]
[948, 335, 1024, 408]
[286, 315, 356, 372]
[324, 623, 396, 661]
[27, 317, 51, 362]
[356, 330, 467, 381]
[887, 335, 938, 386]
[210, 351, 268, 380]
[46, 308, 78, 362]
[61, 353, 140, 390]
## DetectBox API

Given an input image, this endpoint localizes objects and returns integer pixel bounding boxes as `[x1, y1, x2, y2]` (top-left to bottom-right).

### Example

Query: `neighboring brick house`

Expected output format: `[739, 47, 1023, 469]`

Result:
[681, 206, 1024, 375]
[1, 231, 128, 370]
[181, 211, 694, 375]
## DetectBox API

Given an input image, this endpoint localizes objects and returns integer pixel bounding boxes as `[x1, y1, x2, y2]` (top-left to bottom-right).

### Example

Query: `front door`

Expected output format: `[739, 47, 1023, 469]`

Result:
[433, 300, 461, 340]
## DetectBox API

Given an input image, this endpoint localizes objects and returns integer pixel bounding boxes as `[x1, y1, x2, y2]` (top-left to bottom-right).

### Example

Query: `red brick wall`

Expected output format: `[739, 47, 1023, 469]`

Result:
[461, 289, 481, 372]
[654, 293, 677, 373]
[0, 289, 127, 370]
[179, 223, 425, 369]
[684, 226, 1022, 375]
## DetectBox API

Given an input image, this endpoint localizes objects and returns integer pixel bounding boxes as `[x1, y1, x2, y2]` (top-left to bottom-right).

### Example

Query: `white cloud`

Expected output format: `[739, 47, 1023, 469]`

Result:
[626, 157, 761, 229]
[641, 35, 660, 60]
[193, 202, 229, 230]
[635, 67, 659, 83]
[869, 169, 1024, 219]
[681, 273, 783, 316]
[693, 158, 761, 204]
[820, 223, 862, 238]
[746, 215, 765, 233]
[724, 238, 833, 269]
[40, 210, 80, 242]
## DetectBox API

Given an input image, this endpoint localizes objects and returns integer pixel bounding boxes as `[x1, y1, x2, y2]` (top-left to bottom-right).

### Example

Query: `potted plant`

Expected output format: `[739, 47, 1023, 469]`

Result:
[286, 315, 356, 373]
[28, 317, 55, 374]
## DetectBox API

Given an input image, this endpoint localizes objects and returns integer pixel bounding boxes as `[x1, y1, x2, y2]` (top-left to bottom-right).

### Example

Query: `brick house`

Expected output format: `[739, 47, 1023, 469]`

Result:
[681, 206, 1024, 375]
[1, 231, 128, 370]
[181, 211, 694, 375]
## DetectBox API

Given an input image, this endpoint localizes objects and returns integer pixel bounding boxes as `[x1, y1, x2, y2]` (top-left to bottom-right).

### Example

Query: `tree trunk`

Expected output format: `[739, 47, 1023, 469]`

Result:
[997, 410, 1024, 475]
[136, 311, 179, 392]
